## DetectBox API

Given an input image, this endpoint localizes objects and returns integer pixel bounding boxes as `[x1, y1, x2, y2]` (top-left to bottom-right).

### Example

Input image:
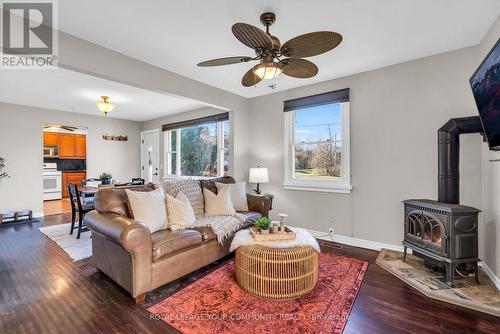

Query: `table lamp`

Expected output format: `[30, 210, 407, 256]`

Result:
[249, 167, 269, 195]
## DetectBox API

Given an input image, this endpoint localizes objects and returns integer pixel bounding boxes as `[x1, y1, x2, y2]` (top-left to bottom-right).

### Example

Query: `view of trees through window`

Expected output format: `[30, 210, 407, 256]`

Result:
[294, 103, 342, 179]
[167, 120, 229, 177]
[181, 123, 217, 176]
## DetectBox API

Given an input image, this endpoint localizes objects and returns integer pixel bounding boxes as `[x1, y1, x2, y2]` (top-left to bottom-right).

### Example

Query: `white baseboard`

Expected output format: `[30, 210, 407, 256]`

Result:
[307, 229, 500, 291]
[479, 261, 500, 291]
[307, 229, 408, 253]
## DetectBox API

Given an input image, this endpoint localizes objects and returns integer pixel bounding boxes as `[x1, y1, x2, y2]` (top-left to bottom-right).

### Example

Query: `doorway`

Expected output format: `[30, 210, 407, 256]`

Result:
[42, 124, 87, 216]
[141, 129, 160, 183]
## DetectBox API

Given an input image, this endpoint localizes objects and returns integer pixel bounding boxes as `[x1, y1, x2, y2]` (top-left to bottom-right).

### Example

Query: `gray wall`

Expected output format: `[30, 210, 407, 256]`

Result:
[0, 102, 141, 216]
[479, 15, 500, 277]
[247, 46, 483, 250]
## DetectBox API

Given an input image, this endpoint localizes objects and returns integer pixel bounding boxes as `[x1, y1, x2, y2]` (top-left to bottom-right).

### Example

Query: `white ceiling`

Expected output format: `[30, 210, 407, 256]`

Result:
[57, 0, 500, 98]
[0, 68, 207, 121]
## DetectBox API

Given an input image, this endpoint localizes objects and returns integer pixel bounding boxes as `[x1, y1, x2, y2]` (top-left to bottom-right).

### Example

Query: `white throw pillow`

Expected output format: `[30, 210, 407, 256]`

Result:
[203, 187, 236, 216]
[215, 182, 249, 212]
[125, 188, 168, 233]
[166, 191, 196, 230]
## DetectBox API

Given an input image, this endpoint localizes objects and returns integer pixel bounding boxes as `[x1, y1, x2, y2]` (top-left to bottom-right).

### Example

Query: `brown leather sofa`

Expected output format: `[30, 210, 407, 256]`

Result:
[84, 177, 270, 303]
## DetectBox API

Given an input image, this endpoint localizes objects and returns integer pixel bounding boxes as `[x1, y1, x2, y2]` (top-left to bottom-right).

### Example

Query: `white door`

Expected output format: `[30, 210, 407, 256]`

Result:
[141, 129, 160, 183]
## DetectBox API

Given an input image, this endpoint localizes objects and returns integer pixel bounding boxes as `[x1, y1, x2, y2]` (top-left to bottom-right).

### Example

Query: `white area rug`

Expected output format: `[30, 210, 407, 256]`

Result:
[38, 223, 92, 261]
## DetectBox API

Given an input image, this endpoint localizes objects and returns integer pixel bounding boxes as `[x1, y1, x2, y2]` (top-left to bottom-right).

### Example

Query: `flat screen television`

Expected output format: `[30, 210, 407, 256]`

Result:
[470, 38, 500, 150]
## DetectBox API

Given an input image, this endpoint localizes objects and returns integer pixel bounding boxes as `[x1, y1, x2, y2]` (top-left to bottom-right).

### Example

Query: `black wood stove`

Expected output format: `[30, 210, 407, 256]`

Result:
[402, 199, 480, 286]
[402, 117, 483, 287]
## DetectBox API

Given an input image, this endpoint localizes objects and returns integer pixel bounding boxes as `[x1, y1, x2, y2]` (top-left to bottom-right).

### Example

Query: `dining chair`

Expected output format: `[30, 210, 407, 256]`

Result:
[68, 183, 94, 239]
[80, 178, 101, 204]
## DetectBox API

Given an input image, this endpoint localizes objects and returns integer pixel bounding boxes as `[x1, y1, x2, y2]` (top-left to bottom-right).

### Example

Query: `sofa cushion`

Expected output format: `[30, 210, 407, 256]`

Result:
[151, 229, 203, 262]
[94, 183, 157, 217]
[192, 226, 217, 242]
[200, 176, 235, 195]
[125, 188, 168, 233]
[215, 182, 249, 212]
[203, 187, 235, 216]
[165, 191, 196, 230]
[162, 179, 204, 218]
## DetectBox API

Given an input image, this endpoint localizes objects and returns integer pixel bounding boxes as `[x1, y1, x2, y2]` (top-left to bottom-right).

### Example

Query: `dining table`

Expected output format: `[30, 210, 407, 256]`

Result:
[77, 186, 99, 197]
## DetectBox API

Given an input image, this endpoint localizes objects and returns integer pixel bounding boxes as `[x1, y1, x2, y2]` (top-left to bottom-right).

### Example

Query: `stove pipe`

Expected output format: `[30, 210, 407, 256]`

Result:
[438, 116, 483, 204]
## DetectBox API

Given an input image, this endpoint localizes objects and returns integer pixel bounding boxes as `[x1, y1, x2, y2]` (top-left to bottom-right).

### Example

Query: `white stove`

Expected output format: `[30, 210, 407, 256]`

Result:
[43, 163, 62, 200]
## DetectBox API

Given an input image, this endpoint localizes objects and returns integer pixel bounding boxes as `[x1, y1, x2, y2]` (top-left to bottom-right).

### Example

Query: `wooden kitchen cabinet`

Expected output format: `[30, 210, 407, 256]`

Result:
[74, 135, 86, 159]
[62, 172, 86, 198]
[43, 132, 59, 146]
[59, 134, 75, 158]
[44, 132, 87, 159]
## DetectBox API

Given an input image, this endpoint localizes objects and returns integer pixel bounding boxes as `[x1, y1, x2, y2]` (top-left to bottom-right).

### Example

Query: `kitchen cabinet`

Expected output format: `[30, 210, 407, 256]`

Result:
[74, 135, 86, 159]
[43, 132, 87, 159]
[43, 132, 59, 146]
[58, 134, 86, 159]
[59, 134, 75, 158]
[62, 171, 86, 198]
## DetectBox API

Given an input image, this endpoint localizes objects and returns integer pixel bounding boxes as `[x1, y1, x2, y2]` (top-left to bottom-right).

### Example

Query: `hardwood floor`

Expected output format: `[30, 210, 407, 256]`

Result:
[43, 199, 72, 216]
[0, 214, 498, 333]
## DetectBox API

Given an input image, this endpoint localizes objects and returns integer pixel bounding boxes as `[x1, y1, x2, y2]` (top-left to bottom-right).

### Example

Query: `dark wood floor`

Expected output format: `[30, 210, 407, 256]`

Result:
[0, 214, 498, 334]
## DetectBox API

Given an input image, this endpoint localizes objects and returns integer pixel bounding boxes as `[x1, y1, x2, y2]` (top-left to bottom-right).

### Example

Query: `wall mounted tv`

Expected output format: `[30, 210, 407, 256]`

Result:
[470, 38, 500, 151]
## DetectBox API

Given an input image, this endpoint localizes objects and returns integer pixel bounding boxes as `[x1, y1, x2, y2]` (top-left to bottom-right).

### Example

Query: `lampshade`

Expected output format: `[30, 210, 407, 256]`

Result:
[253, 62, 283, 80]
[249, 167, 269, 183]
[96, 96, 116, 115]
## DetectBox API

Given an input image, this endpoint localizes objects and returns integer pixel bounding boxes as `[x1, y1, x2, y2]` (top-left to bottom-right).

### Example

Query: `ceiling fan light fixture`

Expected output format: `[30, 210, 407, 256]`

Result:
[253, 61, 283, 80]
[96, 96, 116, 115]
[198, 12, 342, 87]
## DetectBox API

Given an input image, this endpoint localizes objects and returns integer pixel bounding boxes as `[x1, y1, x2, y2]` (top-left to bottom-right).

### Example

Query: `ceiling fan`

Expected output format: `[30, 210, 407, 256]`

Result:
[197, 12, 343, 87]
[43, 124, 78, 132]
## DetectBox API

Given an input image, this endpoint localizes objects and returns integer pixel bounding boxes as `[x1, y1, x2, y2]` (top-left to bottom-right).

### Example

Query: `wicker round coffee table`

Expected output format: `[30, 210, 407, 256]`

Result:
[235, 245, 318, 299]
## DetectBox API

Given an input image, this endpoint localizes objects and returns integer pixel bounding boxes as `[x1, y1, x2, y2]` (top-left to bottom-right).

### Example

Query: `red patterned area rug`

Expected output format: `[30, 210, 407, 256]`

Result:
[148, 253, 368, 334]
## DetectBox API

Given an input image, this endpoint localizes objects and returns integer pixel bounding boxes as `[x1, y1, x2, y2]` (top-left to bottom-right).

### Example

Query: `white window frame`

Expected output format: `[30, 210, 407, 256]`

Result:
[283, 102, 352, 193]
[164, 120, 229, 178]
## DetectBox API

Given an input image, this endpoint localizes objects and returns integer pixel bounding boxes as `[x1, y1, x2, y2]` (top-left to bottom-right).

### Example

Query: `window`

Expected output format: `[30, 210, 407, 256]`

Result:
[164, 113, 230, 177]
[284, 89, 351, 193]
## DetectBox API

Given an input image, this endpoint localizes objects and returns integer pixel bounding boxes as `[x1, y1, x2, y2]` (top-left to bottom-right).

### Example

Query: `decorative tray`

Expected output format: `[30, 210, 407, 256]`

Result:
[250, 226, 296, 242]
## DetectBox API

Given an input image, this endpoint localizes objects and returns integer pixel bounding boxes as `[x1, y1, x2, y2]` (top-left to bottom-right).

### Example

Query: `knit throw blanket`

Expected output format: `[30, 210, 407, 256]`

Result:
[191, 213, 246, 244]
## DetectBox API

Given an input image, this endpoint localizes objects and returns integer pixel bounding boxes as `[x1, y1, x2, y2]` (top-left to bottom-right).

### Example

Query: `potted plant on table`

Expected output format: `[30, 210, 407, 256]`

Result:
[99, 172, 113, 185]
[255, 217, 272, 234]
[265, 192, 274, 210]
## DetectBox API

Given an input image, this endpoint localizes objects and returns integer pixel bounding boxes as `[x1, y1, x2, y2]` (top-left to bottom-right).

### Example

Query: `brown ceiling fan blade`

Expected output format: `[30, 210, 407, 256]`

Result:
[197, 56, 254, 67]
[241, 67, 262, 87]
[232, 23, 273, 50]
[43, 124, 77, 131]
[282, 58, 318, 78]
[281, 31, 342, 58]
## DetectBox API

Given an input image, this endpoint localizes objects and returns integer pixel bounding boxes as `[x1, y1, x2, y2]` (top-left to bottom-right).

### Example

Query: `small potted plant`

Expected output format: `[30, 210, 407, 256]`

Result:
[100, 172, 113, 185]
[265, 192, 274, 210]
[255, 217, 272, 234]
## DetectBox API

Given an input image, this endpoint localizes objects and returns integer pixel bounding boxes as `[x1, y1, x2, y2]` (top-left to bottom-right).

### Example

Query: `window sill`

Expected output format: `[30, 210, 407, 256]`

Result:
[283, 180, 352, 194]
